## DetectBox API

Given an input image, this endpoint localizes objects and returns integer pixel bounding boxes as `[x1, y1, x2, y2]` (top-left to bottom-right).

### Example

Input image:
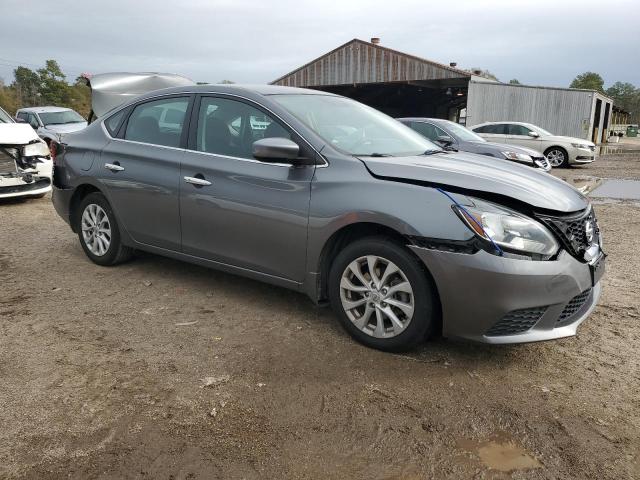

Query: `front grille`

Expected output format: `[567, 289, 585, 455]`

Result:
[0, 149, 17, 174]
[556, 289, 592, 326]
[538, 208, 598, 258]
[486, 306, 547, 336]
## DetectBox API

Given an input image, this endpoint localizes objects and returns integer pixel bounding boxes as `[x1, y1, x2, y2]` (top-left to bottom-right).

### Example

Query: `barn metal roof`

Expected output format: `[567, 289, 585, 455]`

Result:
[271, 38, 471, 88]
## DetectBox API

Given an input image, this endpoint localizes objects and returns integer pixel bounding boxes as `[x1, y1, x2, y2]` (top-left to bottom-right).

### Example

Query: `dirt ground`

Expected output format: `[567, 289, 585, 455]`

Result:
[1, 152, 639, 479]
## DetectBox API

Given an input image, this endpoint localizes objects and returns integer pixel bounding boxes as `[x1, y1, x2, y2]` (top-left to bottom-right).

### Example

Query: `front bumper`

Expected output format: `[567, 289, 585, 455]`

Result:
[0, 159, 52, 199]
[570, 147, 597, 164]
[410, 246, 604, 344]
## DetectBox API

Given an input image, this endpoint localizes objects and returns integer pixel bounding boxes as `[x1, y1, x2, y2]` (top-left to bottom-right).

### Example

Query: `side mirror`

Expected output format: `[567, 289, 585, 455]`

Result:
[253, 137, 300, 163]
[527, 131, 540, 138]
[436, 134, 454, 145]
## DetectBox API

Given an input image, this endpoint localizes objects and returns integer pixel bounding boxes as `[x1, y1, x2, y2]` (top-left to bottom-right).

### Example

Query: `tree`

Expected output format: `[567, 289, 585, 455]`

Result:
[570, 72, 604, 92]
[509, 79, 521, 85]
[37, 59, 70, 105]
[606, 81, 640, 123]
[13, 66, 40, 107]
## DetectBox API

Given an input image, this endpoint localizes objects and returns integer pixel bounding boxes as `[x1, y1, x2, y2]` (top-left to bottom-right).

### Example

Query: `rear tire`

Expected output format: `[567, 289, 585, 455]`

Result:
[545, 147, 569, 168]
[76, 192, 133, 266]
[328, 236, 437, 351]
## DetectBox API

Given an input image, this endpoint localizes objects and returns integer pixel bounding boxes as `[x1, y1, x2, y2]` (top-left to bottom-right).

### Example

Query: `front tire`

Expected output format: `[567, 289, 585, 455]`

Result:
[328, 237, 437, 351]
[545, 147, 569, 168]
[76, 192, 133, 266]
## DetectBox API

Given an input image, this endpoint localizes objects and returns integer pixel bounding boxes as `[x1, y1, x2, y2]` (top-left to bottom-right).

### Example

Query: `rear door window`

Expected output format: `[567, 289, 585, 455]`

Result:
[124, 97, 189, 148]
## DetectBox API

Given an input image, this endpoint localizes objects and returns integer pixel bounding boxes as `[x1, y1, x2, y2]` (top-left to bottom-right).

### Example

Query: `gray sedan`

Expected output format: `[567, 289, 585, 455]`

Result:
[399, 117, 551, 171]
[51, 85, 604, 351]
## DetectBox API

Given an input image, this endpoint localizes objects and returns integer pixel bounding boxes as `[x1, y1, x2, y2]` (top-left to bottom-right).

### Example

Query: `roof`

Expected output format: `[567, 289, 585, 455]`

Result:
[17, 106, 74, 113]
[271, 38, 471, 87]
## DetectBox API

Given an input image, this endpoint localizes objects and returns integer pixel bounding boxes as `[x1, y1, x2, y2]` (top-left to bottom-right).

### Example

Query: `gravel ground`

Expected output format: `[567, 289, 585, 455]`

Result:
[1, 152, 639, 479]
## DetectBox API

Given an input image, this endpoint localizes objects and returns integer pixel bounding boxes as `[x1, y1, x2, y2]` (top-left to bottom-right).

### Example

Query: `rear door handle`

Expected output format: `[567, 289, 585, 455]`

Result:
[184, 176, 212, 187]
[104, 163, 124, 172]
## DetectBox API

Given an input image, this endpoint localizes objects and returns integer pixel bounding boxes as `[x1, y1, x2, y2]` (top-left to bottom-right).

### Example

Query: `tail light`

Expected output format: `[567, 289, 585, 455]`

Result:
[49, 141, 58, 163]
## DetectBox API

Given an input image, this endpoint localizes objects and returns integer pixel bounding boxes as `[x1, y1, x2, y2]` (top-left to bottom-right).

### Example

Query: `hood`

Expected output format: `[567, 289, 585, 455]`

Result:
[88, 72, 195, 118]
[43, 122, 88, 134]
[0, 123, 41, 145]
[545, 135, 594, 146]
[480, 141, 544, 157]
[359, 151, 588, 213]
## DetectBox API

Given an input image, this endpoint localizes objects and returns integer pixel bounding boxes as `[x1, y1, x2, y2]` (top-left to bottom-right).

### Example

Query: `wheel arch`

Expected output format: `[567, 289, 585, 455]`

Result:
[68, 184, 103, 232]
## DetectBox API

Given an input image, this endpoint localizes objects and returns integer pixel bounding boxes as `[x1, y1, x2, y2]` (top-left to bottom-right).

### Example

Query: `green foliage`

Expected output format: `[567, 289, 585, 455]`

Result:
[0, 60, 91, 118]
[509, 79, 521, 85]
[569, 72, 605, 93]
[606, 81, 640, 123]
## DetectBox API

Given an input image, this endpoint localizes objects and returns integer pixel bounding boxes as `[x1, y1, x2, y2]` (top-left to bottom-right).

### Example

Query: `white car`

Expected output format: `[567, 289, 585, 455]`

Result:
[470, 121, 596, 168]
[15, 106, 87, 146]
[0, 110, 53, 200]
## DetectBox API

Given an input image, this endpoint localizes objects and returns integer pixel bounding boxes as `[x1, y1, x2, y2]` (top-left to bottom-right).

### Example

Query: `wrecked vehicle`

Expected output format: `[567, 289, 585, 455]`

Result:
[1, 118, 53, 199]
[52, 85, 605, 351]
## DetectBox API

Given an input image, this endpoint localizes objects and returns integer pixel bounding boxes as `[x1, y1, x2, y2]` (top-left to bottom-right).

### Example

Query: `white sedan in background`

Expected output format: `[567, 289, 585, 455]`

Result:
[470, 121, 596, 167]
[1, 109, 53, 200]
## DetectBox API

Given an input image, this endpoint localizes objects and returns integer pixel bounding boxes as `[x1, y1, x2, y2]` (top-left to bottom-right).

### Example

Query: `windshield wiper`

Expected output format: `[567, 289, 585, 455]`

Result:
[355, 153, 392, 157]
[421, 149, 443, 155]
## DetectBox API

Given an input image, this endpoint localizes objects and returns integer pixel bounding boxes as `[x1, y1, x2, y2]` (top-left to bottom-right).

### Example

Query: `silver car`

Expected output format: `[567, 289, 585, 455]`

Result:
[16, 106, 87, 146]
[51, 85, 605, 351]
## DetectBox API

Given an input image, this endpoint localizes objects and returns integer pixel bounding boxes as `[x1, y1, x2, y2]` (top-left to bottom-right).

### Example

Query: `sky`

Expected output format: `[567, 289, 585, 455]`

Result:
[1, 0, 639, 89]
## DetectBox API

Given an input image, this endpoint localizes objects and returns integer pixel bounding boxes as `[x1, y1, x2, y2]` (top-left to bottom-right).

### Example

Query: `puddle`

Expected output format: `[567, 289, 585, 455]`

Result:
[589, 179, 640, 200]
[458, 432, 542, 472]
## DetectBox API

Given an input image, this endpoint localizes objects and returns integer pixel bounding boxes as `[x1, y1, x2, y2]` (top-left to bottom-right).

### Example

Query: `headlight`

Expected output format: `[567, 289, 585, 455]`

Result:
[453, 198, 559, 257]
[501, 151, 532, 162]
[571, 143, 591, 149]
[22, 141, 50, 158]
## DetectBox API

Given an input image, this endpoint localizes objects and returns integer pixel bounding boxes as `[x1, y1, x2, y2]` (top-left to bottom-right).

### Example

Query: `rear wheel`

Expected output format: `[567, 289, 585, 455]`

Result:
[545, 147, 569, 168]
[328, 237, 437, 351]
[76, 192, 133, 266]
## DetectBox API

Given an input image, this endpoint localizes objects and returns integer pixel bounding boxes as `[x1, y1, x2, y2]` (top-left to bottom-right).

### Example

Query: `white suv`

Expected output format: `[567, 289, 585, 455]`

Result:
[470, 121, 596, 168]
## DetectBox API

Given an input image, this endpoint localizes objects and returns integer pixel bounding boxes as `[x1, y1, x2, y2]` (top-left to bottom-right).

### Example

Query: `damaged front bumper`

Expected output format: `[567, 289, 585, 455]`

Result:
[0, 152, 53, 199]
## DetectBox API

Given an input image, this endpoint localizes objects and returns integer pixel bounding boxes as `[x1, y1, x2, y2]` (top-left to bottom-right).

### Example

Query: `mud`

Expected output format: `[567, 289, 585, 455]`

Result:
[0, 153, 639, 479]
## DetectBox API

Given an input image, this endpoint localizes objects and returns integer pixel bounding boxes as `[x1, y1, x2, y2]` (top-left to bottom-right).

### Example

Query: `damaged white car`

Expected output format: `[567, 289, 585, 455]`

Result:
[0, 115, 53, 199]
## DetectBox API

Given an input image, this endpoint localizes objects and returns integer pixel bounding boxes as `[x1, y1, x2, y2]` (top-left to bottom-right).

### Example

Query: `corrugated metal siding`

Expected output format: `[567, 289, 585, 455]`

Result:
[466, 82, 595, 139]
[273, 39, 469, 87]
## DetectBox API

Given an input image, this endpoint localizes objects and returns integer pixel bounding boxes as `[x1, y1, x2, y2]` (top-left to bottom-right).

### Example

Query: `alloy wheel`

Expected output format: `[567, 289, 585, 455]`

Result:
[546, 149, 566, 167]
[339, 255, 415, 338]
[81, 204, 112, 256]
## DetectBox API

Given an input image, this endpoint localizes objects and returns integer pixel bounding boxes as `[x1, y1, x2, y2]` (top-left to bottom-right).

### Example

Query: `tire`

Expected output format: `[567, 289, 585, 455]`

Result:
[544, 147, 569, 168]
[75, 192, 133, 266]
[328, 236, 437, 351]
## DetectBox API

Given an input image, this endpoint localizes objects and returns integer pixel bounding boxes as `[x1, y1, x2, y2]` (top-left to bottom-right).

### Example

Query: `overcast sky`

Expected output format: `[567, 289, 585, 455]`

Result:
[1, 0, 638, 88]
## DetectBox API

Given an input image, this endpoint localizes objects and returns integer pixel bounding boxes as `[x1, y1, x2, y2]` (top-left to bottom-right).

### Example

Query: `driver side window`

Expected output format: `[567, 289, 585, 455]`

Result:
[195, 97, 291, 159]
[410, 122, 443, 141]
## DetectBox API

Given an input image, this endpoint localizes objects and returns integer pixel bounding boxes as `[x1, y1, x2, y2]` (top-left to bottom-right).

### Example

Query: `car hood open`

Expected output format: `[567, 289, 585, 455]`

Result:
[359, 151, 588, 213]
[88, 72, 195, 118]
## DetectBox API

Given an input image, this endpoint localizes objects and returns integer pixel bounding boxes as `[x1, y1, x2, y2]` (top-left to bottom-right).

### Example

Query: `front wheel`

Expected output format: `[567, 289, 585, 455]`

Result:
[328, 237, 437, 351]
[545, 147, 569, 168]
[76, 192, 133, 266]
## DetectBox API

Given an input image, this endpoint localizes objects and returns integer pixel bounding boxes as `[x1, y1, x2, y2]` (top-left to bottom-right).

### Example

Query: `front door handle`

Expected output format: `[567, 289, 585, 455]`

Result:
[104, 162, 124, 172]
[184, 175, 212, 187]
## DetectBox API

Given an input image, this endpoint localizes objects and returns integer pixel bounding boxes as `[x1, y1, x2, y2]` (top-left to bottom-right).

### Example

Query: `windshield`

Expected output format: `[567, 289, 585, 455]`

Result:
[0, 107, 13, 123]
[527, 123, 553, 136]
[39, 110, 86, 126]
[271, 94, 440, 156]
[442, 121, 486, 142]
